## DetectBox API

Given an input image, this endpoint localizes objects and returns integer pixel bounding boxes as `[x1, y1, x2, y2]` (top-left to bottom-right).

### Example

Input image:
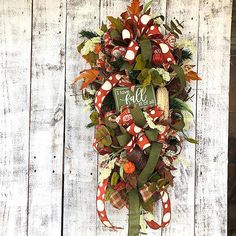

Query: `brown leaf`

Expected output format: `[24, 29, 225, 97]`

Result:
[73, 69, 99, 89]
[164, 170, 175, 186]
[128, 0, 141, 16]
[185, 70, 202, 82]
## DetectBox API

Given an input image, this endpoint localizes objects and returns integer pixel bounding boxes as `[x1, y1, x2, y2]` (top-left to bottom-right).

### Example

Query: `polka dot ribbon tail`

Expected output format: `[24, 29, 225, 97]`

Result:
[96, 178, 123, 230]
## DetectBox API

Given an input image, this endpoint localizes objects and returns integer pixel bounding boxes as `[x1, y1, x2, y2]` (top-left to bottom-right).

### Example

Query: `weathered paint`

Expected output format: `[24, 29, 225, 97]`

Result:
[0, 0, 232, 235]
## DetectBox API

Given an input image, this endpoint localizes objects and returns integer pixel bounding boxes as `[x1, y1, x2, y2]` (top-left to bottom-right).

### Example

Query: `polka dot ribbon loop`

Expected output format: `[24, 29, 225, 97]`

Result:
[145, 189, 171, 230]
[125, 123, 151, 153]
[146, 106, 164, 122]
[97, 179, 123, 230]
[94, 73, 123, 113]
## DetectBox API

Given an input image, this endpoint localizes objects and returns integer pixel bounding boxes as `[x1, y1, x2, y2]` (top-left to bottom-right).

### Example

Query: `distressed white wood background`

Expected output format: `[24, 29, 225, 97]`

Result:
[0, 0, 232, 235]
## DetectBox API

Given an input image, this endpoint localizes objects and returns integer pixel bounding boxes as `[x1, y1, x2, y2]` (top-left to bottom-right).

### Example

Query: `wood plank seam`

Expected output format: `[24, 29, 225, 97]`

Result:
[61, 0, 68, 235]
[27, 0, 34, 235]
[194, 0, 201, 235]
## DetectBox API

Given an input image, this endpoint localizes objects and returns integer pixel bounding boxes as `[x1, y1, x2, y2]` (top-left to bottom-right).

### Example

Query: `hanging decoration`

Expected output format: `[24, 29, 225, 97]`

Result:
[74, 0, 201, 235]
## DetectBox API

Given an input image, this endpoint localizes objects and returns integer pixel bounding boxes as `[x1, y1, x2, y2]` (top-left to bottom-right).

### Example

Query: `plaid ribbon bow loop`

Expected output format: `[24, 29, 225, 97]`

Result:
[110, 189, 128, 210]
[139, 182, 157, 202]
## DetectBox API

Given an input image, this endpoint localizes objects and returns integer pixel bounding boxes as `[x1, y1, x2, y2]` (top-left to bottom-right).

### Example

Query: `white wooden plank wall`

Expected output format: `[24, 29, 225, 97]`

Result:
[0, 0, 232, 235]
[0, 0, 31, 235]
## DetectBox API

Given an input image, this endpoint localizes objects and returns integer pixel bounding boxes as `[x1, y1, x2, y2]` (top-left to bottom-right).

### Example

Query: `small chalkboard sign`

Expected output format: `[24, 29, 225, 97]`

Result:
[112, 85, 156, 112]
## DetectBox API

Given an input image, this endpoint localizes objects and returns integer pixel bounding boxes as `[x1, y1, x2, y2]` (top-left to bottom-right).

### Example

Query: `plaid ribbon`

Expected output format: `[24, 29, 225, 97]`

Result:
[110, 189, 128, 210]
[139, 183, 157, 202]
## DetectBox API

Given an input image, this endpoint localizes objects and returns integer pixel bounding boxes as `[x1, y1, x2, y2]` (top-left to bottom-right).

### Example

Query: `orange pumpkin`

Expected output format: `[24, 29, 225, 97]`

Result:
[124, 161, 135, 174]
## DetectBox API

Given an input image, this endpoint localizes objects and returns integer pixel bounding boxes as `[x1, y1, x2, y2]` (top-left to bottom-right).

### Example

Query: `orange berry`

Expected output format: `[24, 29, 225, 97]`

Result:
[123, 161, 135, 174]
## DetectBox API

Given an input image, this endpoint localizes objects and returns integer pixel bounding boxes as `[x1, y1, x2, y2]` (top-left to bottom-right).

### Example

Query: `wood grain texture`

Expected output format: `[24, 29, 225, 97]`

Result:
[28, 0, 66, 235]
[162, 0, 199, 235]
[0, 0, 233, 235]
[0, 0, 31, 235]
[63, 0, 100, 235]
[195, 0, 232, 235]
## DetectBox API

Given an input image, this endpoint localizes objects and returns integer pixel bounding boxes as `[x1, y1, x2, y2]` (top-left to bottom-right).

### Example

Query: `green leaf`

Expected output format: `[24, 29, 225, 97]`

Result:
[79, 30, 97, 39]
[159, 15, 165, 21]
[103, 136, 112, 146]
[110, 29, 120, 39]
[105, 187, 114, 201]
[170, 64, 186, 98]
[176, 19, 184, 28]
[107, 16, 124, 32]
[142, 74, 152, 87]
[82, 52, 97, 66]
[104, 117, 118, 129]
[77, 41, 85, 53]
[134, 54, 146, 70]
[111, 172, 120, 186]
[95, 125, 112, 147]
[143, 0, 153, 13]
[101, 21, 108, 32]
[171, 98, 194, 116]
[140, 38, 152, 62]
[120, 164, 125, 180]
[185, 137, 198, 144]
[137, 68, 149, 83]
[89, 111, 99, 125]
[149, 69, 163, 86]
[163, 24, 172, 32]
[170, 20, 182, 35]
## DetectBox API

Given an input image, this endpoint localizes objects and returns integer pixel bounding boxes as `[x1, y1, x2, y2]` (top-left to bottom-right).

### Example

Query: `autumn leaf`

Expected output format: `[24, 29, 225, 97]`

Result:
[95, 125, 112, 148]
[164, 170, 175, 186]
[82, 52, 97, 66]
[73, 69, 99, 89]
[185, 70, 202, 82]
[107, 16, 124, 32]
[128, 0, 141, 16]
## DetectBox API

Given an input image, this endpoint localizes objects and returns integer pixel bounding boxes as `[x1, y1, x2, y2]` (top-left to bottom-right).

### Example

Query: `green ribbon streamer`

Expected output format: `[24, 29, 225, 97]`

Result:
[128, 188, 140, 236]
[117, 105, 163, 235]
[129, 106, 146, 127]
[137, 142, 162, 188]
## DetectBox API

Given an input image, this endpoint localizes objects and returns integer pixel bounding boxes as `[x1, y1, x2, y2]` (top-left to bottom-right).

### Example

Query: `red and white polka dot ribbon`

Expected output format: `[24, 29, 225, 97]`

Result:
[125, 123, 150, 153]
[97, 178, 123, 230]
[94, 74, 123, 113]
[145, 189, 171, 229]
[120, 14, 175, 68]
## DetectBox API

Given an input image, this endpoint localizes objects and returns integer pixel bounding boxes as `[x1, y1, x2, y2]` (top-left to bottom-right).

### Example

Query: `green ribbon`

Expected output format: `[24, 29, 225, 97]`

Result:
[117, 106, 163, 235]
[128, 188, 140, 236]
[137, 142, 162, 188]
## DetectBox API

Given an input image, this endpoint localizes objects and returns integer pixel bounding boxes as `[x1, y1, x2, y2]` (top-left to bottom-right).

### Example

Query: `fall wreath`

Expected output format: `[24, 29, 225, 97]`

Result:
[74, 0, 201, 235]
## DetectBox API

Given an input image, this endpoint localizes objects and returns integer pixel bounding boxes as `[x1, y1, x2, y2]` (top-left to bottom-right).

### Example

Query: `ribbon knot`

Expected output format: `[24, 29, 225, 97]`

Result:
[125, 123, 151, 153]
[116, 14, 176, 69]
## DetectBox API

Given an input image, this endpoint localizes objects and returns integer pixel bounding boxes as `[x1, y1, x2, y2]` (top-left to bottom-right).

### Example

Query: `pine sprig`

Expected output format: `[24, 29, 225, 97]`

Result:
[181, 49, 193, 61]
[79, 30, 98, 39]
